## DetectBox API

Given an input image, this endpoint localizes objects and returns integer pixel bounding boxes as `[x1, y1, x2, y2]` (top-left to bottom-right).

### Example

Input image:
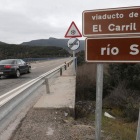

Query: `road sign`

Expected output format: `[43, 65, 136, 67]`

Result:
[86, 36, 140, 63]
[67, 38, 80, 51]
[65, 22, 82, 38]
[82, 6, 140, 37]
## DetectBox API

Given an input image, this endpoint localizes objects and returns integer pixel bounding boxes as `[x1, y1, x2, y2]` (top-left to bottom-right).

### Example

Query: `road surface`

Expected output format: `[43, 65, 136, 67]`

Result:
[0, 58, 71, 96]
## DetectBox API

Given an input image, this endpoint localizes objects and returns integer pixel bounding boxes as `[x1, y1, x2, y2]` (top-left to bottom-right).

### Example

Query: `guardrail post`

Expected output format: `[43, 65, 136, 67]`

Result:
[65, 65, 67, 70]
[60, 68, 62, 76]
[45, 78, 50, 94]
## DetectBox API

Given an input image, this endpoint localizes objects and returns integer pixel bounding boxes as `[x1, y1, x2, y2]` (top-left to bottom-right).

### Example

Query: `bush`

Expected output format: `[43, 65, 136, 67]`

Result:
[105, 81, 140, 122]
[106, 63, 140, 91]
[76, 63, 108, 101]
[76, 51, 85, 66]
[76, 63, 96, 101]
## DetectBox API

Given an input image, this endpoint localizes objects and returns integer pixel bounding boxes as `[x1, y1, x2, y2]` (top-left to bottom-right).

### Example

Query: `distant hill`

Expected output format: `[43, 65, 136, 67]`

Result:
[0, 41, 6, 44]
[21, 37, 85, 54]
[0, 43, 70, 59]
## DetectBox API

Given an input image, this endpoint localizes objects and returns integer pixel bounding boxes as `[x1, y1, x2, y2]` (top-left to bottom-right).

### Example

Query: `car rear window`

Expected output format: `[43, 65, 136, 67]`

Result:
[0, 60, 15, 64]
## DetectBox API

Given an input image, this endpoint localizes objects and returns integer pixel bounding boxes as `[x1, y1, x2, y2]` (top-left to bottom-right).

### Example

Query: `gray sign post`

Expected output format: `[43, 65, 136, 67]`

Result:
[73, 51, 76, 75]
[67, 38, 80, 76]
[136, 108, 140, 140]
[95, 63, 104, 140]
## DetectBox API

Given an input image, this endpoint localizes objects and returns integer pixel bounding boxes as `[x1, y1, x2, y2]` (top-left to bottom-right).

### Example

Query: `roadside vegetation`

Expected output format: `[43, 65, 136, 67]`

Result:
[90, 112, 137, 140]
[76, 51, 140, 139]
[76, 50, 85, 66]
[0, 43, 69, 59]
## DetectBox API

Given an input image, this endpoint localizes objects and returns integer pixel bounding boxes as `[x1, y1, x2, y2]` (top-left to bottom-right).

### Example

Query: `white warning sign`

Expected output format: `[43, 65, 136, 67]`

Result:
[65, 22, 82, 38]
[67, 38, 80, 50]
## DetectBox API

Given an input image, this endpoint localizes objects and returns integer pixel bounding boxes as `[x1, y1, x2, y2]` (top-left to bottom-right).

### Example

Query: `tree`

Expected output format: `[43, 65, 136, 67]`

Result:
[106, 63, 140, 91]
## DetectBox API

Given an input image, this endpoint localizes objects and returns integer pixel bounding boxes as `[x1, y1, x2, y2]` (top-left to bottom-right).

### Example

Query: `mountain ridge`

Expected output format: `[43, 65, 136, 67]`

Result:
[21, 37, 85, 53]
[0, 41, 7, 44]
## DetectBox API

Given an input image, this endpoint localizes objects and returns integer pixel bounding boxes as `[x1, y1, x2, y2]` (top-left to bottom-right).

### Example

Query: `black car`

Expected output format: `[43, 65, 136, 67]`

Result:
[0, 59, 31, 78]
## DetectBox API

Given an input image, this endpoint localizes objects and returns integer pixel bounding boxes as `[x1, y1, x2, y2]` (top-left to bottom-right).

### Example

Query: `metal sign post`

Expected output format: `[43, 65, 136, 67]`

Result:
[136, 107, 140, 140]
[73, 51, 76, 75]
[95, 63, 104, 140]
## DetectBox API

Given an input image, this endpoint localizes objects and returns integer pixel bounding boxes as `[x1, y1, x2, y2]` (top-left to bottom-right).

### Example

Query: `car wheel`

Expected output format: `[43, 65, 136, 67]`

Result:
[15, 70, 20, 78]
[28, 67, 31, 73]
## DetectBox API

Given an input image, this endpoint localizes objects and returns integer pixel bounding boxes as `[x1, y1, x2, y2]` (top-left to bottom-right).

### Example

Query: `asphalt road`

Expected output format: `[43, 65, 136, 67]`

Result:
[0, 58, 71, 96]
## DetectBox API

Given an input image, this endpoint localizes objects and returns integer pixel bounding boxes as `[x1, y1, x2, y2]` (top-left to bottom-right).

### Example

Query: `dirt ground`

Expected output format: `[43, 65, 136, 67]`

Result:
[10, 108, 95, 140]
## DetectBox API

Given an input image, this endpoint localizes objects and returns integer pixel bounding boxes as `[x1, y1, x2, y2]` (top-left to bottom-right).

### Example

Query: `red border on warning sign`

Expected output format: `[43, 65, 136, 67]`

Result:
[65, 21, 82, 38]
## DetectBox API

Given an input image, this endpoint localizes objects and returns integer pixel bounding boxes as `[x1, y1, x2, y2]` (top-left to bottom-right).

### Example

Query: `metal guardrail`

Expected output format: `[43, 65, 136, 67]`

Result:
[0, 57, 69, 63]
[23, 57, 69, 62]
[0, 58, 74, 122]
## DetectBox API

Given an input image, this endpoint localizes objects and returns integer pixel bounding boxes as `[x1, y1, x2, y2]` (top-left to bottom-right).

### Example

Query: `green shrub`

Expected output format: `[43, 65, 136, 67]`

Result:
[106, 63, 140, 91]
[105, 81, 140, 122]
[76, 51, 85, 66]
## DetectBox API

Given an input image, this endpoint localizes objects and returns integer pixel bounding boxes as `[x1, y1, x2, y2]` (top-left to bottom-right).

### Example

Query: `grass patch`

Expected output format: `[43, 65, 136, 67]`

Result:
[102, 115, 137, 140]
[90, 111, 137, 140]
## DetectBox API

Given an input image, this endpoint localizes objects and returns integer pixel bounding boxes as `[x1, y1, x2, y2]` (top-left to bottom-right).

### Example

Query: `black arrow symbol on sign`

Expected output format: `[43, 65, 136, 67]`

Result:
[69, 38, 79, 49]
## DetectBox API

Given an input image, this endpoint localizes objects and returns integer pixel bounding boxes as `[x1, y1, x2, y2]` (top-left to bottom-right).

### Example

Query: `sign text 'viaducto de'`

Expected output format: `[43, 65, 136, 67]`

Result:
[83, 6, 140, 37]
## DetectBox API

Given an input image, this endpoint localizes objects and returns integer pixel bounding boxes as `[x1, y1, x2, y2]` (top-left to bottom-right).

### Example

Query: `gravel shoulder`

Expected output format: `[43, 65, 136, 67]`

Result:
[10, 108, 95, 140]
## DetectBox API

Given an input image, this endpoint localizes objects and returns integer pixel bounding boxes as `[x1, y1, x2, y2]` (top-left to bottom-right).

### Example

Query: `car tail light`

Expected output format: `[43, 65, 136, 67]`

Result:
[4, 65, 11, 68]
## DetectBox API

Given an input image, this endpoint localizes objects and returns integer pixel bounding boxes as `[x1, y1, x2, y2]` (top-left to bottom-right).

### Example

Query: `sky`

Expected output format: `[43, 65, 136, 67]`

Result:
[0, 0, 140, 44]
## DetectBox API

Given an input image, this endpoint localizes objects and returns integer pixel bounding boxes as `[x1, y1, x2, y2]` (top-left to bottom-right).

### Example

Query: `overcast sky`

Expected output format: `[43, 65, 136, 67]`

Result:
[0, 0, 140, 44]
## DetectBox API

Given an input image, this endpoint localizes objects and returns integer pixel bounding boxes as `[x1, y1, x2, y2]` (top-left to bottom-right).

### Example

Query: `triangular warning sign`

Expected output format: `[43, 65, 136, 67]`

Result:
[65, 21, 82, 38]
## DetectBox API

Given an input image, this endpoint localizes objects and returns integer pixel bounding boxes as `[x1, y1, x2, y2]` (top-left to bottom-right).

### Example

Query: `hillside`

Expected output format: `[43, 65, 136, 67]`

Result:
[0, 43, 70, 59]
[21, 37, 85, 53]
[0, 41, 6, 44]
